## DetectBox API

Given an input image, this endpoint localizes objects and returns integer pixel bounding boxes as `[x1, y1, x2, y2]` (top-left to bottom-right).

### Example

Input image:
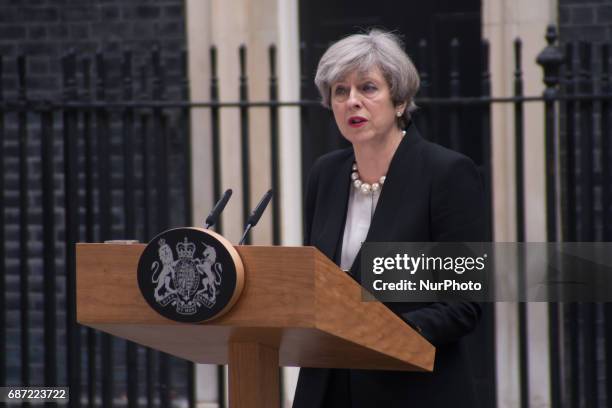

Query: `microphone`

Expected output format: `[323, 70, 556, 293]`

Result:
[204, 189, 233, 229]
[239, 189, 273, 245]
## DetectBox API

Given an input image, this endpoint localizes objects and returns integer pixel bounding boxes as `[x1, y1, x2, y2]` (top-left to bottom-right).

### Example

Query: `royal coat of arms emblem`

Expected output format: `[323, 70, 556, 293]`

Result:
[138, 228, 244, 323]
[151, 237, 223, 315]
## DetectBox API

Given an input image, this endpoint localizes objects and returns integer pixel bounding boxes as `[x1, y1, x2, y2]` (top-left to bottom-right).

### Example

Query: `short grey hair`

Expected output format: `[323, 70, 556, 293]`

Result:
[314, 30, 420, 126]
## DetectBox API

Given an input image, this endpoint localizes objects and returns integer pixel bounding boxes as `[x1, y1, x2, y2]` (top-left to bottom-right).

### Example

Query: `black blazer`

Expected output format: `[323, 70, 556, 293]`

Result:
[293, 123, 487, 408]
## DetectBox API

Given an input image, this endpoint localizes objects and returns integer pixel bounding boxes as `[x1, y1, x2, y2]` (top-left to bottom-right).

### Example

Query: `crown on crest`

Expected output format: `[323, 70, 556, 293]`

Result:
[176, 237, 196, 259]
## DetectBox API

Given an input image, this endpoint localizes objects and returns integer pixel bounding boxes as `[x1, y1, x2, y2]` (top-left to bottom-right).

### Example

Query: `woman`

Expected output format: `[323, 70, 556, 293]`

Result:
[294, 30, 487, 408]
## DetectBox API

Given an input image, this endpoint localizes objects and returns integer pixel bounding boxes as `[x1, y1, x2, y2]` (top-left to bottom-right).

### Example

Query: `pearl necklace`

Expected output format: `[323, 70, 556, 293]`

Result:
[351, 163, 386, 194]
[350, 129, 406, 194]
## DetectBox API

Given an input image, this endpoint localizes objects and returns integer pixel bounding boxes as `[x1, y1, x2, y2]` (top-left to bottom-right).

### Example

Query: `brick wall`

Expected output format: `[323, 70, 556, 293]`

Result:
[558, 0, 610, 243]
[0, 0, 190, 399]
[558, 2, 610, 406]
[0, 1, 187, 98]
[559, 0, 612, 43]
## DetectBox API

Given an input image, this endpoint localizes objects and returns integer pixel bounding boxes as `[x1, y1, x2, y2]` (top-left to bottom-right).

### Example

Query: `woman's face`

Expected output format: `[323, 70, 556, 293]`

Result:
[330, 67, 404, 147]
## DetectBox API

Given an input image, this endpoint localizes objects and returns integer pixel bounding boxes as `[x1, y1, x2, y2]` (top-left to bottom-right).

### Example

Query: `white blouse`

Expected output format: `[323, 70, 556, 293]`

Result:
[340, 186, 381, 271]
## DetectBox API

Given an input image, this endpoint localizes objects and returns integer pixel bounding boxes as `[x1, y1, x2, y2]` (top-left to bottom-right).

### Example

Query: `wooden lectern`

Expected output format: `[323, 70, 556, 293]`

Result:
[76, 244, 435, 407]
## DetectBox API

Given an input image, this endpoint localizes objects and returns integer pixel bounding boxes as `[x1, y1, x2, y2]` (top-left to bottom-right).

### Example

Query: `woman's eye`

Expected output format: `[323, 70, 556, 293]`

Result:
[334, 86, 348, 96]
[362, 83, 377, 93]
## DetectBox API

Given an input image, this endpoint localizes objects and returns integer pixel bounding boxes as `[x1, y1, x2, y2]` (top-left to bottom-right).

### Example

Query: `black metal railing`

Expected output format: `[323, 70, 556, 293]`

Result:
[0, 24, 611, 407]
[1, 46, 196, 407]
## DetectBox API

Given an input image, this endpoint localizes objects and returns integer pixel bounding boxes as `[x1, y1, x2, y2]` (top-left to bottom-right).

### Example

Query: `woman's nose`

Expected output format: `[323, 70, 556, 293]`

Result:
[346, 88, 362, 109]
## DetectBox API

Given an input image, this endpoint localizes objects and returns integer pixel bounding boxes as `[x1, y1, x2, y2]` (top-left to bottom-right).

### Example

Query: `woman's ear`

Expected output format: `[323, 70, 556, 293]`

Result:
[395, 101, 407, 116]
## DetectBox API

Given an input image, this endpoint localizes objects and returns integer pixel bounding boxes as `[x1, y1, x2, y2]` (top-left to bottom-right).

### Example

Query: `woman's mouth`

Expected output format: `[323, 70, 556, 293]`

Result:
[348, 116, 368, 128]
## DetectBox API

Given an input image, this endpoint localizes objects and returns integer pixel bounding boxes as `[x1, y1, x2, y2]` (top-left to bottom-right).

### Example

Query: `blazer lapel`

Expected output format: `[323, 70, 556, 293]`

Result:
[348, 123, 425, 280]
[316, 153, 355, 263]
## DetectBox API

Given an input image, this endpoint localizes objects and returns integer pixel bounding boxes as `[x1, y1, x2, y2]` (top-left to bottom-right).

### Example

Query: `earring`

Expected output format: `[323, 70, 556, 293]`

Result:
[396, 111, 402, 117]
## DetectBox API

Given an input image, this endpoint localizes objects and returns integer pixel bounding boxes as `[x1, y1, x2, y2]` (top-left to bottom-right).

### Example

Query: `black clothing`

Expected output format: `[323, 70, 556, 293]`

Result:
[293, 123, 487, 408]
